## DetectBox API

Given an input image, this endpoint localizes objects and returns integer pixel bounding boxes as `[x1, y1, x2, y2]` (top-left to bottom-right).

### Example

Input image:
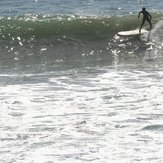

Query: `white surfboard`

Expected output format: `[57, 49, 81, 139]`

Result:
[118, 29, 148, 36]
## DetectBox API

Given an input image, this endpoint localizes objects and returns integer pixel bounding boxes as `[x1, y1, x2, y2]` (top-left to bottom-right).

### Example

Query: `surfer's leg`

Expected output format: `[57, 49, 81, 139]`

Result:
[147, 19, 152, 29]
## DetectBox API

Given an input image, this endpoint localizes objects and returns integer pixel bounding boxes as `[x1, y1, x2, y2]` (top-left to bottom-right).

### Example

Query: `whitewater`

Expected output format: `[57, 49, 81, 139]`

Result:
[0, 0, 163, 163]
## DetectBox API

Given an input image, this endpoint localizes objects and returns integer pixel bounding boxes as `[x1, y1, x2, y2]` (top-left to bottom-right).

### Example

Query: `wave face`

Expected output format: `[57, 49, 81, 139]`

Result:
[0, 13, 163, 69]
[0, 14, 145, 39]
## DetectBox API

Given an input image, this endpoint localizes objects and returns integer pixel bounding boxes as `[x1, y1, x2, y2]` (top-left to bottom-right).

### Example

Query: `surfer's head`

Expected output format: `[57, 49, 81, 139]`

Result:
[142, 7, 146, 11]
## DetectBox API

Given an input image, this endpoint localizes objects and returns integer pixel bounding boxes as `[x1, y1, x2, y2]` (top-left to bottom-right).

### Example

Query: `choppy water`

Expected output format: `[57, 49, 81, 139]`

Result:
[0, 0, 163, 163]
[1, 64, 163, 163]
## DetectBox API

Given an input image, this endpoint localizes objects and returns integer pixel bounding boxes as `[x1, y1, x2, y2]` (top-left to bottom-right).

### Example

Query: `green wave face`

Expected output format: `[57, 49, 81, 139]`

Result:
[0, 13, 162, 40]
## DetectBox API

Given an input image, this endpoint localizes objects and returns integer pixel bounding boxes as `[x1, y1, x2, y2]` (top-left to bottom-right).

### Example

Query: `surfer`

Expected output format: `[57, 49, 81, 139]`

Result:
[138, 7, 152, 33]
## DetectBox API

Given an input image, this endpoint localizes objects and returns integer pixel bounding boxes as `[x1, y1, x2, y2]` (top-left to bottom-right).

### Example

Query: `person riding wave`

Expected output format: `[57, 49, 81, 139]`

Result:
[138, 7, 152, 33]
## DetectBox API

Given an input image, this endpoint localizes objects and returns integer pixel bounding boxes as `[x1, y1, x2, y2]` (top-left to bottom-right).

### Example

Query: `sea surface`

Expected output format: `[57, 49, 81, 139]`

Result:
[0, 0, 163, 163]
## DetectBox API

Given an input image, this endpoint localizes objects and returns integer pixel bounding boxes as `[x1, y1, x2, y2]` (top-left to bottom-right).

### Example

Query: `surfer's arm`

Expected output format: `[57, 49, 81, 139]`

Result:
[138, 11, 142, 18]
[148, 13, 152, 20]
[146, 11, 152, 20]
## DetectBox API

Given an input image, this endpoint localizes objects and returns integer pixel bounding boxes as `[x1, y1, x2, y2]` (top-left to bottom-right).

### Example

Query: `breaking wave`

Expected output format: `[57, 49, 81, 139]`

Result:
[0, 13, 163, 69]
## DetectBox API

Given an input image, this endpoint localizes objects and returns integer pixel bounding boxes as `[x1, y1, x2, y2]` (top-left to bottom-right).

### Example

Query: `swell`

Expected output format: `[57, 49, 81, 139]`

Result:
[0, 13, 162, 40]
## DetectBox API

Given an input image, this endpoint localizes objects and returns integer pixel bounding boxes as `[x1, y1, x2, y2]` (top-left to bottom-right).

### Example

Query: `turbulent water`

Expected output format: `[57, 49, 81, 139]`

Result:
[0, 0, 163, 163]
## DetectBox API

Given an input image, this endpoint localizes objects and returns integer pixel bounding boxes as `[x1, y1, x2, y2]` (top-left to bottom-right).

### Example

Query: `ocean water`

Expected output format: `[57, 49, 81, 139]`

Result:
[0, 0, 163, 163]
